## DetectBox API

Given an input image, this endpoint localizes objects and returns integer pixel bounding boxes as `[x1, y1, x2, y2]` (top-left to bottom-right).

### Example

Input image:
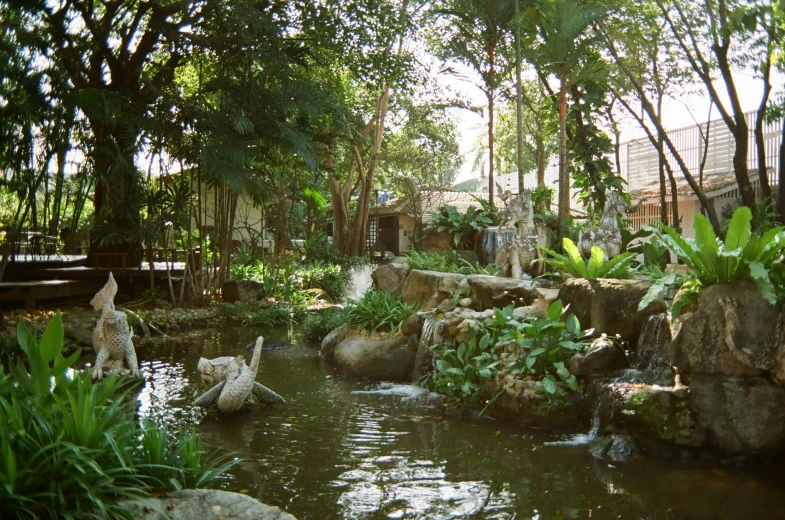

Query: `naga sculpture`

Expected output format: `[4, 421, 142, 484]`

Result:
[578, 189, 644, 259]
[194, 336, 286, 413]
[90, 272, 141, 380]
[496, 186, 549, 278]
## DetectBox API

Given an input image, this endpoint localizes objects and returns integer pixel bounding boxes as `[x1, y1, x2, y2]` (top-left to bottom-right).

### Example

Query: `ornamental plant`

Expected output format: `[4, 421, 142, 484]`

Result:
[538, 238, 635, 279]
[429, 204, 494, 248]
[639, 206, 785, 317]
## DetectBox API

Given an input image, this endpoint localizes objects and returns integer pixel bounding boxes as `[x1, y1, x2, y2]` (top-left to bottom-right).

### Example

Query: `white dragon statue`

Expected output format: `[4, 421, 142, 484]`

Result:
[90, 272, 141, 380]
[495, 186, 549, 278]
[577, 189, 645, 259]
[194, 336, 286, 413]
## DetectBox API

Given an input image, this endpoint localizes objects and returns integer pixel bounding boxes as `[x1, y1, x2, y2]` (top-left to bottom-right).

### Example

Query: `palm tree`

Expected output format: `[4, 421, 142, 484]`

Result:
[532, 0, 608, 238]
[436, 0, 516, 208]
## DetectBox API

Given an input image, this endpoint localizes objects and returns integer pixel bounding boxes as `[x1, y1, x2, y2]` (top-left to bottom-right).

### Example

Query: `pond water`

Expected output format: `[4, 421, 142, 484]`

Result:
[131, 328, 785, 519]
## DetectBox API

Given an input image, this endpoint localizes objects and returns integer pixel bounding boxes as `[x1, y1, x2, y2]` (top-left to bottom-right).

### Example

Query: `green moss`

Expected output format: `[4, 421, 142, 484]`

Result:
[622, 390, 674, 442]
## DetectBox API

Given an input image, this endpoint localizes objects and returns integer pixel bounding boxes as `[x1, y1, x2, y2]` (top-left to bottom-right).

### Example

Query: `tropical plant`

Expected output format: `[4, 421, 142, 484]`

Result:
[301, 309, 345, 346]
[429, 328, 502, 406]
[505, 300, 592, 394]
[428, 204, 494, 248]
[344, 289, 419, 335]
[0, 314, 236, 519]
[639, 206, 785, 316]
[407, 250, 498, 276]
[538, 238, 635, 279]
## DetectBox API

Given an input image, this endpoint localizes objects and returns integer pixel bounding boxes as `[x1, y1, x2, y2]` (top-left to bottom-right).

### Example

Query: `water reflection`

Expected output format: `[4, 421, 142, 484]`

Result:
[130, 327, 785, 520]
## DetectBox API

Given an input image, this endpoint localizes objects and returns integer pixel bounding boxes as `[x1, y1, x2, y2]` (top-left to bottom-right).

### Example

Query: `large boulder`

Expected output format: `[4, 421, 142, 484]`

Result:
[222, 280, 266, 303]
[667, 282, 778, 378]
[482, 371, 583, 431]
[423, 229, 454, 253]
[688, 376, 785, 456]
[569, 337, 629, 377]
[467, 275, 540, 310]
[320, 323, 349, 362]
[371, 263, 410, 296]
[558, 278, 667, 345]
[125, 490, 296, 520]
[333, 335, 416, 381]
[402, 270, 466, 310]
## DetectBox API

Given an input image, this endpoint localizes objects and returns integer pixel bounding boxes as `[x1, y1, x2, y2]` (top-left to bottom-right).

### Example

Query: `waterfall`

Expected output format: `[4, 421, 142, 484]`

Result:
[420, 317, 445, 347]
[345, 264, 374, 301]
[478, 226, 517, 266]
[635, 314, 674, 386]
[544, 394, 604, 447]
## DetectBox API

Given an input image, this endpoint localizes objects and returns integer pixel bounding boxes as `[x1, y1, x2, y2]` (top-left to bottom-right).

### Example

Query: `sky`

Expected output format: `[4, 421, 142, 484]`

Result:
[439, 62, 785, 185]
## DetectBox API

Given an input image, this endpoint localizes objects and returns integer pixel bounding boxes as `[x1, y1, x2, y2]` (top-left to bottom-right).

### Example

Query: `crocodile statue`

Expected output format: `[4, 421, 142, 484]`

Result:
[194, 336, 285, 413]
[496, 187, 549, 278]
[578, 189, 644, 259]
[90, 273, 141, 380]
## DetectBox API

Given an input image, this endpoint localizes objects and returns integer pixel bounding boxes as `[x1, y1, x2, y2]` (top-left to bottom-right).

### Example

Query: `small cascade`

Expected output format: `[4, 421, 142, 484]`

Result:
[544, 395, 604, 447]
[635, 314, 674, 386]
[478, 226, 517, 265]
[345, 264, 374, 301]
[420, 317, 445, 348]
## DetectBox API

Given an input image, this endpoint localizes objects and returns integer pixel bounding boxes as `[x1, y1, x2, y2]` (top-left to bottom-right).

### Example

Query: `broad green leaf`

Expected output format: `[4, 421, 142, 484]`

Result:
[16, 319, 35, 356]
[446, 368, 465, 377]
[638, 273, 676, 312]
[565, 314, 580, 335]
[724, 206, 752, 251]
[587, 247, 604, 278]
[566, 374, 579, 391]
[546, 300, 563, 321]
[479, 333, 491, 350]
[39, 311, 64, 363]
[600, 252, 635, 278]
[554, 361, 570, 380]
[563, 239, 589, 278]
[478, 368, 492, 378]
[692, 214, 720, 281]
[457, 343, 467, 362]
[542, 376, 557, 394]
[749, 261, 777, 305]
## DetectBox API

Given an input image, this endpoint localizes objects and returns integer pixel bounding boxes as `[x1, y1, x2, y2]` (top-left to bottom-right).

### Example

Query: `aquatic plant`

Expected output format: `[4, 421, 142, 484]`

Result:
[0, 313, 237, 519]
[344, 289, 419, 335]
[537, 237, 635, 279]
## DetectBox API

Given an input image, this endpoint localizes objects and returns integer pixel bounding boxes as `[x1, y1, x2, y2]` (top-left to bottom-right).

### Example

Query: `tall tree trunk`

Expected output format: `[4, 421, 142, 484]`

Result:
[755, 51, 773, 202]
[778, 114, 785, 220]
[488, 91, 495, 208]
[514, 0, 524, 193]
[557, 80, 569, 244]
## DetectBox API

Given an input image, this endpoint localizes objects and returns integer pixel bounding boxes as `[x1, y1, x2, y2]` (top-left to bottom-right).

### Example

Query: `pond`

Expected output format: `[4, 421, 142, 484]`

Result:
[131, 327, 785, 519]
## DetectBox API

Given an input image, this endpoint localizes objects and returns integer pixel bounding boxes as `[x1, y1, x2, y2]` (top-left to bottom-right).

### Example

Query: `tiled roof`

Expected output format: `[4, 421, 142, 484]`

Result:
[630, 168, 773, 201]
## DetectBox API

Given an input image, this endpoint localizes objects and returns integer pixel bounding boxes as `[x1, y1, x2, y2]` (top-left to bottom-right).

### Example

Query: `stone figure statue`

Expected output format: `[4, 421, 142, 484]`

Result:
[90, 272, 141, 380]
[578, 189, 644, 259]
[194, 336, 286, 413]
[495, 185, 549, 278]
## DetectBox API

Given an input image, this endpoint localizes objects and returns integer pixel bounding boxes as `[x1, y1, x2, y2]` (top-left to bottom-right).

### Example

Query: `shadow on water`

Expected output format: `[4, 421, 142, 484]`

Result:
[130, 327, 785, 519]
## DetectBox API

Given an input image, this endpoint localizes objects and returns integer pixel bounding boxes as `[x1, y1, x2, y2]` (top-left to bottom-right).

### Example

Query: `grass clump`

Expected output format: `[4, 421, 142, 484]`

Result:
[0, 313, 236, 519]
[344, 289, 419, 336]
[407, 250, 499, 276]
[301, 309, 344, 346]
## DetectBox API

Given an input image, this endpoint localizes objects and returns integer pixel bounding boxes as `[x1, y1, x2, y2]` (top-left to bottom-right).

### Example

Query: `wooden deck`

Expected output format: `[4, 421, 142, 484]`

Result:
[0, 279, 106, 311]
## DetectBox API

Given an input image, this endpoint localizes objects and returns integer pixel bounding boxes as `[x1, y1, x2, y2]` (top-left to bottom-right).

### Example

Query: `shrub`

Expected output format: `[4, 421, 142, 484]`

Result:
[538, 238, 635, 279]
[430, 328, 501, 406]
[344, 289, 419, 335]
[639, 206, 785, 316]
[407, 250, 499, 276]
[0, 314, 236, 519]
[429, 204, 494, 248]
[223, 302, 307, 327]
[301, 309, 344, 346]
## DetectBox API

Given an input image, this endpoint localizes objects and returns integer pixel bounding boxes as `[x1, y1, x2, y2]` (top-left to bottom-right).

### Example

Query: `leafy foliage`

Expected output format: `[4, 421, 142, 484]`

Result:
[640, 206, 785, 314]
[407, 250, 499, 276]
[301, 309, 345, 346]
[428, 204, 494, 248]
[344, 289, 419, 336]
[0, 314, 236, 519]
[430, 328, 502, 406]
[538, 238, 635, 279]
[505, 301, 592, 394]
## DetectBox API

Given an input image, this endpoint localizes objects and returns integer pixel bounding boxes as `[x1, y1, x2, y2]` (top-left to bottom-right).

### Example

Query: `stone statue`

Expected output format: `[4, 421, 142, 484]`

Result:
[194, 336, 285, 413]
[90, 272, 141, 380]
[496, 186, 549, 278]
[578, 189, 644, 259]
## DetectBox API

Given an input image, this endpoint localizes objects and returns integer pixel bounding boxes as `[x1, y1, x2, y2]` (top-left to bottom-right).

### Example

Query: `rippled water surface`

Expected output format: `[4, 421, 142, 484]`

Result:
[132, 328, 785, 519]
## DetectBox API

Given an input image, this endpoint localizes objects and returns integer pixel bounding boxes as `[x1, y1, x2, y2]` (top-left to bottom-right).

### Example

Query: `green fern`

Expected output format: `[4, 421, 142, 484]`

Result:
[537, 238, 635, 279]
